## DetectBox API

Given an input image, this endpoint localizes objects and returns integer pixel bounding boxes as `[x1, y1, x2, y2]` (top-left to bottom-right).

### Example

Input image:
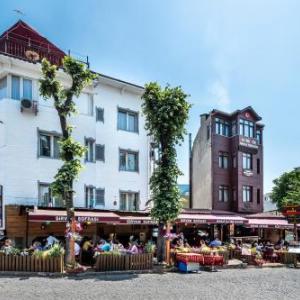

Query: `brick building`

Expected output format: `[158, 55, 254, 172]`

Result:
[192, 106, 264, 214]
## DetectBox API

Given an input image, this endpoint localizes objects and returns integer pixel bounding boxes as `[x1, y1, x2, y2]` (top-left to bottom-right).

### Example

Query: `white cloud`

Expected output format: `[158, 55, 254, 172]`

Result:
[209, 80, 231, 112]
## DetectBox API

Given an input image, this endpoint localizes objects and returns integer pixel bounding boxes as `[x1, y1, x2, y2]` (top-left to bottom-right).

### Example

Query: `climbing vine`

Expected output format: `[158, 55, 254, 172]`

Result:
[39, 56, 97, 264]
[142, 82, 191, 223]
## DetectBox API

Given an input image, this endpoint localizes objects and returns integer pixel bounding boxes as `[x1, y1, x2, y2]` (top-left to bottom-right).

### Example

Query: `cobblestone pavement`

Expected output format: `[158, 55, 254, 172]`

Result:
[0, 268, 299, 300]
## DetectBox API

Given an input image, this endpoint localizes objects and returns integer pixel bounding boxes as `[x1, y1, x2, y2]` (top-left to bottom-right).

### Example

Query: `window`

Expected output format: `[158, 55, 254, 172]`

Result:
[119, 149, 139, 172]
[118, 109, 138, 133]
[257, 158, 260, 174]
[85, 138, 95, 162]
[232, 121, 237, 136]
[23, 79, 33, 100]
[0, 77, 7, 99]
[85, 186, 105, 207]
[85, 186, 95, 208]
[257, 189, 261, 204]
[206, 125, 210, 140]
[218, 185, 229, 202]
[215, 118, 230, 136]
[87, 94, 94, 116]
[233, 154, 237, 168]
[120, 192, 139, 211]
[239, 119, 254, 137]
[95, 144, 105, 161]
[242, 153, 252, 170]
[38, 183, 63, 207]
[11, 75, 21, 100]
[96, 107, 104, 122]
[243, 186, 253, 202]
[232, 187, 236, 202]
[11, 76, 33, 100]
[39, 132, 60, 158]
[95, 188, 105, 206]
[256, 129, 262, 144]
[218, 152, 229, 169]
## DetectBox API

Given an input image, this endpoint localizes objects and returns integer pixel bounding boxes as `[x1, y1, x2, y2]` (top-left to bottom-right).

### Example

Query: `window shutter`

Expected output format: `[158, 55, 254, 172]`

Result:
[96, 144, 105, 161]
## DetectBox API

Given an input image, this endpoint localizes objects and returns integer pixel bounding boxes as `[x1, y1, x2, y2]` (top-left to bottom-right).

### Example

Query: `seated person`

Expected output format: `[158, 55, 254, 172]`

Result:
[96, 239, 111, 252]
[209, 237, 222, 248]
[128, 240, 139, 254]
[1, 239, 13, 254]
[45, 234, 59, 249]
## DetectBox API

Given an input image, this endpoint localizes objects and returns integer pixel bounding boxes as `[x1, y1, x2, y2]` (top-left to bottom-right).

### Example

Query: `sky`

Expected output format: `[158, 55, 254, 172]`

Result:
[1, 0, 300, 193]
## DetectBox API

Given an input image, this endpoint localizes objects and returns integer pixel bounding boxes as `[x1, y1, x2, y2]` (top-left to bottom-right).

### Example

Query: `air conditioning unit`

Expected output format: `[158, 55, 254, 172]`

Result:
[20, 99, 38, 115]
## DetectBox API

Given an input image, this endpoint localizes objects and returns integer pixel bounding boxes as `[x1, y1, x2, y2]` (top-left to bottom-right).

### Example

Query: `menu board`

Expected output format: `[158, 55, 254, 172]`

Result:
[0, 185, 3, 229]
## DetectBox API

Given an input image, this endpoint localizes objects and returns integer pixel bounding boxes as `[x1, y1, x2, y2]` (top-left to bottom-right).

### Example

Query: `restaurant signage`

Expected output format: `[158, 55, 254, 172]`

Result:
[282, 205, 300, 223]
[239, 137, 258, 149]
[125, 219, 157, 225]
[178, 218, 247, 225]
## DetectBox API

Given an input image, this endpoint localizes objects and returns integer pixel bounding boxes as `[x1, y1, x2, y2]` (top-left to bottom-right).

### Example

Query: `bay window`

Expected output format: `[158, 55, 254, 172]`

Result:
[239, 119, 254, 137]
[215, 118, 230, 136]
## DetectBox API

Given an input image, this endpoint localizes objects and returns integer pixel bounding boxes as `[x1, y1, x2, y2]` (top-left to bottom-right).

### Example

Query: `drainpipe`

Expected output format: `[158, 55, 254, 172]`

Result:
[189, 133, 193, 208]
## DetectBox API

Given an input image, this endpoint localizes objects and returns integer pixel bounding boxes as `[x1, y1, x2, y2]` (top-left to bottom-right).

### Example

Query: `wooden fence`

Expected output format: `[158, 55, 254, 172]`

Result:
[95, 253, 153, 272]
[0, 255, 64, 273]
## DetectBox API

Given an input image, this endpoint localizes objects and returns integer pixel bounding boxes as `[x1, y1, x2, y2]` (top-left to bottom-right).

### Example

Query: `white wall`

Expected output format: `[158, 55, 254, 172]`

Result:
[0, 55, 150, 214]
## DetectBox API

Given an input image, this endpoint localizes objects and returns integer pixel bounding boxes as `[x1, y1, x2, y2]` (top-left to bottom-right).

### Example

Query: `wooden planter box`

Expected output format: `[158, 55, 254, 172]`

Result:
[95, 253, 153, 272]
[0, 255, 64, 273]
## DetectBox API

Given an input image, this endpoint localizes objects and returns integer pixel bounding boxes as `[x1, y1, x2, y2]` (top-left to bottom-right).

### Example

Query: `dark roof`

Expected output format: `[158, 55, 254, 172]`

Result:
[0, 20, 65, 56]
[211, 106, 262, 121]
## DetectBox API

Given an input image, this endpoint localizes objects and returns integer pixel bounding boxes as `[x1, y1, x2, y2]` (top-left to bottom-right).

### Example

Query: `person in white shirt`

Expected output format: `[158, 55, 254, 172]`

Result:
[45, 234, 59, 248]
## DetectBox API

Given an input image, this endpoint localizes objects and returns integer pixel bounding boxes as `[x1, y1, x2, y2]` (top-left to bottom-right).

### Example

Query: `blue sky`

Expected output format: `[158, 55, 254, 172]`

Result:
[1, 0, 300, 193]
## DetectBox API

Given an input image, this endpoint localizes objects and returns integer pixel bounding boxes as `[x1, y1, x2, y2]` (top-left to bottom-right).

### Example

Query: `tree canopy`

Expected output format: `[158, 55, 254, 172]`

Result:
[142, 82, 190, 223]
[271, 168, 300, 210]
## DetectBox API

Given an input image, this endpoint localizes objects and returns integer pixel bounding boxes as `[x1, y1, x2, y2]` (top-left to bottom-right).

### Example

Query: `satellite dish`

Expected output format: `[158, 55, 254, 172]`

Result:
[25, 50, 40, 62]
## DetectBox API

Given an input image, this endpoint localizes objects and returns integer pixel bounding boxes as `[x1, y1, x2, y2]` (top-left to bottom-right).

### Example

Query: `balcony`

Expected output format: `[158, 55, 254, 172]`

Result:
[0, 34, 65, 66]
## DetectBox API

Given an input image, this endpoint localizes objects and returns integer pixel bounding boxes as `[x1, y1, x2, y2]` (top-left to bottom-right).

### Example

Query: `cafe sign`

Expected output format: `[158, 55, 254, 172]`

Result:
[282, 205, 300, 223]
[239, 137, 258, 149]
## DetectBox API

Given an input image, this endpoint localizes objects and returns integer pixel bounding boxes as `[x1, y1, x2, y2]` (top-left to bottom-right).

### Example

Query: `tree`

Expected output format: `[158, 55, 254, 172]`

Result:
[142, 82, 190, 262]
[39, 57, 97, 266]
[271, 168, 300, 210]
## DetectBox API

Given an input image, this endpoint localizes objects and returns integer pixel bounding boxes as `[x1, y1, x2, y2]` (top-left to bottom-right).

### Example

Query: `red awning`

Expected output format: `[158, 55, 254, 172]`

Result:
[245, 218, 294, 229]
[177, 214, 248, 225]
[119, 216, 157, 225]
[28, 209, 120, 223]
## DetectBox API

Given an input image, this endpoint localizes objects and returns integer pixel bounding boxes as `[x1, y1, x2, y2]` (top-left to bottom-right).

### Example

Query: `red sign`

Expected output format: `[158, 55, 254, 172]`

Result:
[282, 206, 300, 216]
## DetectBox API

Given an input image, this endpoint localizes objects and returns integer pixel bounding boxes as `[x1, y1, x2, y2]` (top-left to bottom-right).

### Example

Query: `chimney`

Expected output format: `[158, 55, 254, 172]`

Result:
[200, 113, 209, 126]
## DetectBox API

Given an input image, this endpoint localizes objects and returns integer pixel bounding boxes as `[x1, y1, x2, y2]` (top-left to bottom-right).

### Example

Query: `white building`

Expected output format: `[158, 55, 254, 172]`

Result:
[0, 21, 152, 231]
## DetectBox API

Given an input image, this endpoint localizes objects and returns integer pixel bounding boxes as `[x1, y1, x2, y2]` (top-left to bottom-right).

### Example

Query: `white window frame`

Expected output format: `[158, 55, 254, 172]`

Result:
[119, 149, 139, 172]
[119, 191, 140, 211]
[117, 108, 139, 133]
[10, 74, 33, 101]
[38, 131, 61, 159]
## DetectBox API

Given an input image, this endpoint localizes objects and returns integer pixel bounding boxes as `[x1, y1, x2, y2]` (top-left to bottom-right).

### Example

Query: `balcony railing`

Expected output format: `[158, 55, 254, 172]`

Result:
[0, 34, 65, 66]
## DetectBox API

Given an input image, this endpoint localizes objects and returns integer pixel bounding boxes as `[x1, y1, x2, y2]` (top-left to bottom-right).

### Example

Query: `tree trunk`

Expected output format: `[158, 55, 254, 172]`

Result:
[156, 223, 166, 263]
[59, 114, 75, 266]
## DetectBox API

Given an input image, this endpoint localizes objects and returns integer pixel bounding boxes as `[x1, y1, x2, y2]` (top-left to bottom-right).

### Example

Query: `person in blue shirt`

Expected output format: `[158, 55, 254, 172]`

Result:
[209, 237, 222, 248]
